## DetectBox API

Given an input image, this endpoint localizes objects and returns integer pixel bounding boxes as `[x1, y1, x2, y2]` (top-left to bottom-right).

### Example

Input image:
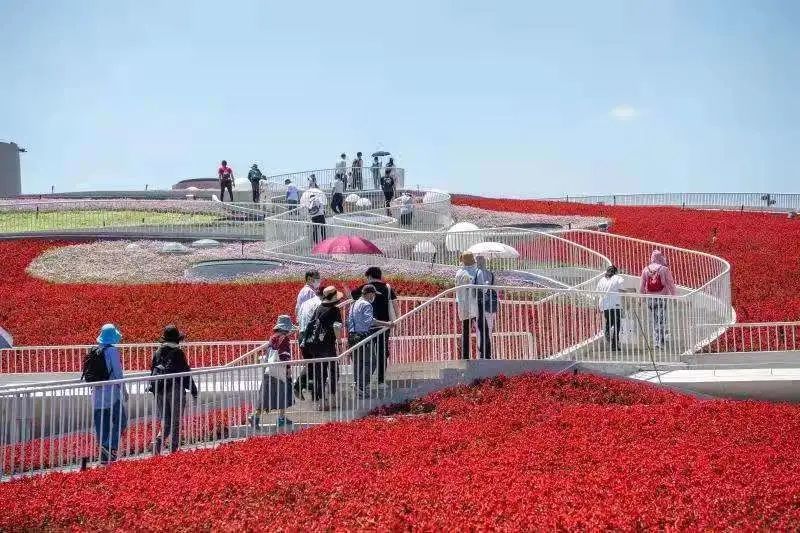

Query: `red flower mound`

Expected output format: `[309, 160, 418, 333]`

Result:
[455, 196, 800, 322]
[3, 374, 800, 531]
[0, 240, 444, 345]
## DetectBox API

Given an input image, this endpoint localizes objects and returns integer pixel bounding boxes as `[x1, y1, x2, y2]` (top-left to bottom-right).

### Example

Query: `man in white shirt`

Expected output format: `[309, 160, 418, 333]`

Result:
[294, 285, 322, 401]
[331, 174, 345, 214]
[296, 270, 321, 319]
[285, 179, 300, 205]
[595, 265, 628, 351]
[335, 153, 347, 190]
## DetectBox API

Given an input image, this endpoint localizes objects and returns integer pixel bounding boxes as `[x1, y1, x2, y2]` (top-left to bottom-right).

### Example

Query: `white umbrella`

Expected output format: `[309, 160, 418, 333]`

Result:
[345, 193, 361, 204]
[413, 241, 436, 256]
[445, 222, 482, 252]
[467, 241, 520, 259]
[355, 198, 372, 208]
[0, 326, 13, 349]
[300, 188, 327, 208]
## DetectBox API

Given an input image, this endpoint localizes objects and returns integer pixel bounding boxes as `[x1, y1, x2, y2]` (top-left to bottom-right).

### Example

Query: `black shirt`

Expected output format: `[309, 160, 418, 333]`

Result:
[312, 303, 342, 354]
[380, 175, 395, 193]
[351, 281, 397, 322]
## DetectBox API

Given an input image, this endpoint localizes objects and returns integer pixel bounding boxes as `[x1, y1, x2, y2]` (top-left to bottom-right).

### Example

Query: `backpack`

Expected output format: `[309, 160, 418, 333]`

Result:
[645, 267, 665, 293]
[483, 271, 499, 314]
[82, 346, 109, 383]
[148, 348, 179, 394]
[300, 310, 327, 349]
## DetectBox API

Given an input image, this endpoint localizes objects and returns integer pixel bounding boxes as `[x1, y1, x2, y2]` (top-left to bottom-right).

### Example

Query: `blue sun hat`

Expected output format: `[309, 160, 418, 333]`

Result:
[97, 324, 122, 345]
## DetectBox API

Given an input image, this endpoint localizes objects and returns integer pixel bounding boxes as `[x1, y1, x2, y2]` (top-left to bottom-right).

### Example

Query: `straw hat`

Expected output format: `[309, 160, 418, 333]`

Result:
[321, 285, 344, 304]
[460, 251, 476, 266]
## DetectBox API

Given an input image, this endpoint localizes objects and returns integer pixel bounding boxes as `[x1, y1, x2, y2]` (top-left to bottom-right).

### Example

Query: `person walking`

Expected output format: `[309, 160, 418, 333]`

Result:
[308, 194, 327, 244]
[247, 164, 264, 203]
[249, 315, 296, 429]
[455, 252, 481, 359]
[296, 270, 322, 319]
[294, 286, 323, 400]
[331, 173, 345, 214]
[596, 265, 627, 351]
[335, 154, 347, 190]
[380, 168, 396, 211]
[351, 152, 364, 190]
[397, 192, 414, 227]
[347, 284, 394, 397]
[285, 179, 300, 206]
[300, 286, 343, 410]
[347, 267, 399, 389]
[474, 255, 496, 359]
[88, 324, 128, 465]
[370, 156, 382, 189]
[147, 325, 198, 455]
[640, 250, 677, 349]
[218, 160, 234, 202]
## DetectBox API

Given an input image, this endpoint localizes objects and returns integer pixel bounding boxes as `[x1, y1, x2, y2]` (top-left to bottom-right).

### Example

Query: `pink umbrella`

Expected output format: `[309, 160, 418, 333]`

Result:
[312, 235, 383, 255]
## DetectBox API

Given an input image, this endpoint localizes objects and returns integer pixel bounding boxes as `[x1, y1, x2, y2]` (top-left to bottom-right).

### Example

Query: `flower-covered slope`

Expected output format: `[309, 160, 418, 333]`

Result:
[0, 240, 444, 345]
[455, 196, 800, 322]
[2, 373, 800, 530]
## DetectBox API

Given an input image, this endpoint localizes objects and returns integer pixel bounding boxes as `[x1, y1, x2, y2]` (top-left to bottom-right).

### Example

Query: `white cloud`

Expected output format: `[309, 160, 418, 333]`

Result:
[609, 105, 640, 121]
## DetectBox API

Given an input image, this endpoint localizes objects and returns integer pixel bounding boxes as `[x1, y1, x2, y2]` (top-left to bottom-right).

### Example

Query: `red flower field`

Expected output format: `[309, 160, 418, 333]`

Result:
[3, 373, 800, 530]
[456, 197, 800, 323]
[0, 240, 443, 346]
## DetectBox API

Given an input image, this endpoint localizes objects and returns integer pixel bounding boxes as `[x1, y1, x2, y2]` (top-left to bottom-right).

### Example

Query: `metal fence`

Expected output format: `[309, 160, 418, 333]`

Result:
[265, 167, 406, 195]
[695, 322, 800, 354]
[0, 199, 288, 239]
[0, 341, 266, 375]
[540, 192, 800, 212]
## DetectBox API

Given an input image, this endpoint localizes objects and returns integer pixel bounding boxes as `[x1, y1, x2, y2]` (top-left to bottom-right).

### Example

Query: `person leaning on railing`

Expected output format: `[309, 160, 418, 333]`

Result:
[147, 325, 198, 455]
[595, 265, 633, 351]
[347, 284, 395, 398]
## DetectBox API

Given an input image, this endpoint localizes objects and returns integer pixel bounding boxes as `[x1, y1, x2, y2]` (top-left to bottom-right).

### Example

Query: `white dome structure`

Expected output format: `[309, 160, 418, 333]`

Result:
[356, 198, 372, 208]
[445, 222, 482, 252]
[160, 242, 191, 254]
[345, 193, 361, 204]
[191, 239, 222, 249]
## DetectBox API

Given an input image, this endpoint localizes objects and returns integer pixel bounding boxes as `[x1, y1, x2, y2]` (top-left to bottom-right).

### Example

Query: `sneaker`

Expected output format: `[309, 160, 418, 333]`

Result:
[276, 416, 294, 428]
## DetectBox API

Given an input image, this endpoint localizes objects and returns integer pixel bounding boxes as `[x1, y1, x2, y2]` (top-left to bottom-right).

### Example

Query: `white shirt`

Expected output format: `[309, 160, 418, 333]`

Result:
[335, 159, 347, 173]
[398, 194, 413, 214]
[596, 274, 626, 311]
[286, 184, 300, 202]
[296, 285, 317, 318]
[333, 177, 345, 194]
[298, 295, 322, 333]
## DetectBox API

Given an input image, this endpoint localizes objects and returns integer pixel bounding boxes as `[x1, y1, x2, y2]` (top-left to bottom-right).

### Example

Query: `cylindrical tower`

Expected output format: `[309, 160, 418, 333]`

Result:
[0, 141, 23, 197]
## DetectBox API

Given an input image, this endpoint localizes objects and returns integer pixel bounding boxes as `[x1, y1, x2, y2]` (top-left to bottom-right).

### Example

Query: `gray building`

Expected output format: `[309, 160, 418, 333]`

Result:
[0, 141, 23, 197]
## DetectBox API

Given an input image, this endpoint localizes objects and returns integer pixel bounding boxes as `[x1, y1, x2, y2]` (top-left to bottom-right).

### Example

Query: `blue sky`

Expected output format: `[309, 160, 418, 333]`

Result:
[1, 0, 798, 196]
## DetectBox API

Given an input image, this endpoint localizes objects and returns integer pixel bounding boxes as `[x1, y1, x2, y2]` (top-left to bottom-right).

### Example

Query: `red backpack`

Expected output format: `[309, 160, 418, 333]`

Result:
[645, 267, 664, 293]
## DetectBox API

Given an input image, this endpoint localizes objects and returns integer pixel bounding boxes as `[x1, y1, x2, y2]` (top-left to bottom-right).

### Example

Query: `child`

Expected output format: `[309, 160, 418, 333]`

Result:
[249, 315, 296, 429]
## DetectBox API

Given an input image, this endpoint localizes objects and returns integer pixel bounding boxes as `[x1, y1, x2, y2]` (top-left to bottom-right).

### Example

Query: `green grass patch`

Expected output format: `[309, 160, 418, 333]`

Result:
[0, 210, 218, 232]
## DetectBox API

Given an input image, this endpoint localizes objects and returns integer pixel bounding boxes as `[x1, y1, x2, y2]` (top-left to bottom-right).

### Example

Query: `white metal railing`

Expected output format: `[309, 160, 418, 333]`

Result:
[540, 192, 800, 212]
[0, 199, 286, 239]
[265, 166, 406, 195]
[695, 322, 800, 354]
[0, 342, 265, 375]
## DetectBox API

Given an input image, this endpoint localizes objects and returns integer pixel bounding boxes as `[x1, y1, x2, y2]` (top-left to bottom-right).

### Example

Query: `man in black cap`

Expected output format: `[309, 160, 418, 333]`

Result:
[347, 267, 398, 389]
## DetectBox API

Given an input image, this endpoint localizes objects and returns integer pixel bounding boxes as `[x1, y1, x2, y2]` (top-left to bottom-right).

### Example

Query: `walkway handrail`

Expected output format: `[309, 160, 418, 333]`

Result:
[539, 192, 800, 212]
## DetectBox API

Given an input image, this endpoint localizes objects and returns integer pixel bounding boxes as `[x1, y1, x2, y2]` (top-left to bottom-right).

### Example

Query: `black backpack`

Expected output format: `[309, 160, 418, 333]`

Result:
[148, 348, 178, 394]
[82, 346, 109, 383]
[300, 311, 327, 349]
